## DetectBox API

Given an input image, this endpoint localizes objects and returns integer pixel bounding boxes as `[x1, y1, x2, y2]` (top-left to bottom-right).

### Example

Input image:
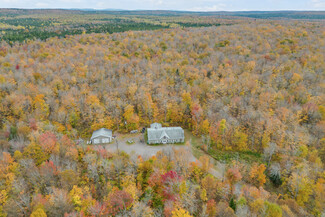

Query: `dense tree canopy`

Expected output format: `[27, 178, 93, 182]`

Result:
[0, 14, 324, 216]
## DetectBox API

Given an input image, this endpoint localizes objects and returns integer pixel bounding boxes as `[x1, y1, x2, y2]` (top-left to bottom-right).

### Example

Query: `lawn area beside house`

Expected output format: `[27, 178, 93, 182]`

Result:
[183, 129, 262, 165]
[183, 129, 205, 158]
[208, 149, 263, 164]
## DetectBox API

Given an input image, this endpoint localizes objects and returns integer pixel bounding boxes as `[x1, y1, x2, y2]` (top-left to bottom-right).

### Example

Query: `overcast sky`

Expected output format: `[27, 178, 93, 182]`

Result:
[1, 0, 325, 11]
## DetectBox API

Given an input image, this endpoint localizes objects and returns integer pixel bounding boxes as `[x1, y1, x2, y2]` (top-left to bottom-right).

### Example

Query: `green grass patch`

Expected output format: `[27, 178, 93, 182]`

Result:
[183, 129, 206, 159]
[184, 129, 200, 145]
[208, 148, 263, 164]
[183, 129, 263, 164]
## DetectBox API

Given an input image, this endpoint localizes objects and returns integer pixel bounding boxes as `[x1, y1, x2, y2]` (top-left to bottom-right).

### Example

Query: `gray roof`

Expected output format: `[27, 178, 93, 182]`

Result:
[150, 123, 162, 129]
[147, 126, 184, 140]
[91, 128, 112, 140]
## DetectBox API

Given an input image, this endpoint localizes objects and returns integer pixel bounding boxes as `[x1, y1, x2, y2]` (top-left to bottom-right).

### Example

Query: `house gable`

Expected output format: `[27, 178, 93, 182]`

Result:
[159, 130, 170, 139]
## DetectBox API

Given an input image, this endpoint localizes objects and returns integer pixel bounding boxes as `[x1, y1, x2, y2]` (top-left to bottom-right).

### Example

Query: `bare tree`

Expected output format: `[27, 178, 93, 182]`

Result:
[263, 142, 277, 167]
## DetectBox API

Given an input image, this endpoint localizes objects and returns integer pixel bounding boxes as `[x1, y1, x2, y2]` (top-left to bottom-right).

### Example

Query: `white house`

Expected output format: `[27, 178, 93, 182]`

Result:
[90, 128, 113, 144]
[147, 123, 184, 144]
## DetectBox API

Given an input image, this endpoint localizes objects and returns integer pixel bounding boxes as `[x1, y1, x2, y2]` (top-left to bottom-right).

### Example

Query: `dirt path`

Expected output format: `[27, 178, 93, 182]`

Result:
[100, 133, 223, 179]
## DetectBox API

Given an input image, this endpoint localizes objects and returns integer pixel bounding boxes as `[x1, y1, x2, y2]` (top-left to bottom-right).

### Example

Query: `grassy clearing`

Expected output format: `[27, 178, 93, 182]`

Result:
[184, 129, 205, 159]
[184, 129, 200, 146]
[184, 129, 263, 165]
[118, 133, 140, 139]
[207, 149, 263, 164]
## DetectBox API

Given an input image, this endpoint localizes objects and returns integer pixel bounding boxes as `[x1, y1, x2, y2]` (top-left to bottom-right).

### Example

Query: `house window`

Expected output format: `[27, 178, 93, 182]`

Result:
[93, 139, 100, 144]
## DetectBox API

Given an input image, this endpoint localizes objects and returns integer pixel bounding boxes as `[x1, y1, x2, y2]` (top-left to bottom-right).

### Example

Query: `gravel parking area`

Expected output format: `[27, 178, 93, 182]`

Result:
[103, 133, 196, 162]
[99, 133, 222, 179]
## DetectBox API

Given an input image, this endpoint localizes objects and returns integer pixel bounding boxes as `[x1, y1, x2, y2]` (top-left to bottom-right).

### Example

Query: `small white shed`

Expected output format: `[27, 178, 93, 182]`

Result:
[90, 128, 113, 144]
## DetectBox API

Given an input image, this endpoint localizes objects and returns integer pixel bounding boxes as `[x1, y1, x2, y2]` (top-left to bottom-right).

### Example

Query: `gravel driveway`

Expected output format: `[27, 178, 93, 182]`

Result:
[104, 133, 196, 162]
[99, 133, 222, 179]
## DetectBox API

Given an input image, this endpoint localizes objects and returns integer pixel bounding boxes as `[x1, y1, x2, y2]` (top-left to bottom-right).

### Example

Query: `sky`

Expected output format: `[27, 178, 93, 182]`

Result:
[0, 0, 325, 11]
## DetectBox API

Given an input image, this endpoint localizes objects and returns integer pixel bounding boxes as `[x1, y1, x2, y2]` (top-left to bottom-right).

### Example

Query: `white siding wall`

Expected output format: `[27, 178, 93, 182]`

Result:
[149, 139, 183, 144]
[92, 136, 111, 144]
[102, 138, 110, 143]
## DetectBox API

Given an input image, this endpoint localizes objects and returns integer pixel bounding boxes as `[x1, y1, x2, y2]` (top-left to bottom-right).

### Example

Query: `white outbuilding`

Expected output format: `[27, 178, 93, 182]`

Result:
[90, 128, 113, 144]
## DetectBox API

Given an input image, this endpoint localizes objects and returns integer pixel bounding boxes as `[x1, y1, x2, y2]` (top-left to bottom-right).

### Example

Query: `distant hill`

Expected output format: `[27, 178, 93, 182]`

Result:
[0, 9, 324, 19]
[0, 9, 324, 43]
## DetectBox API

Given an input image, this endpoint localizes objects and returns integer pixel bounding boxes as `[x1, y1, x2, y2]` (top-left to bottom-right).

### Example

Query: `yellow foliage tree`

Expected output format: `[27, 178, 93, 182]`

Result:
[250, 164, 266, 187]
[199, 155, 210, 174]
[30, 207, 47, 217]
[288, 173, 313, 206]
[33, 94, 49, 120]
[200, 119, 210, 135]
[91, 117, 114, 132]
[123, 105, 139, 131]
[200, 188, 207, 202]
[172, 206, 193, 217]
[0, 190, 8, 216]
[69, 185, 94, 213]
[122, 175, 140, 202]
[69, 185, 83, 210]
[232, 129, 248, 151]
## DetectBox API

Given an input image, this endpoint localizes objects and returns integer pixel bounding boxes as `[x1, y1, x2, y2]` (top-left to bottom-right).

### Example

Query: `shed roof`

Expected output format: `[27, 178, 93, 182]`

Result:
[91, 128, 112, 140]
[147, 127, 184, 141]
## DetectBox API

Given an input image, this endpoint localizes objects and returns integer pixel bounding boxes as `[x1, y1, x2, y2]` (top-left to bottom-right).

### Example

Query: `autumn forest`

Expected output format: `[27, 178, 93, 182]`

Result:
[0, 9, 324, 217]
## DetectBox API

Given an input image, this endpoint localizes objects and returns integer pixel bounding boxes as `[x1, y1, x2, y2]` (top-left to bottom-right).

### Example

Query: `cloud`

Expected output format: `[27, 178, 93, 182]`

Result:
[188, 3, 227, 11]
[1, 0, 20, 3]
[35, 2, 50, 7]
[59, 0, 82, 2]
[311, 0, 325, 8]
[0, 0, 324, 11]
[95, 1, 108, 9]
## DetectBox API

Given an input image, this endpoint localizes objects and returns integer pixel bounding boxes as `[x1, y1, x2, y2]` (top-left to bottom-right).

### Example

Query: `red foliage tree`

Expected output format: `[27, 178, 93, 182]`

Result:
[107, 190, 133, 216]
[226, 167, 242, 194]
[39, 131, 57, 154]
[29, 118, 37, 131]
[207, 199, 217, 217]
[40, 160, 58, 177]
[161, 171, 182, 201]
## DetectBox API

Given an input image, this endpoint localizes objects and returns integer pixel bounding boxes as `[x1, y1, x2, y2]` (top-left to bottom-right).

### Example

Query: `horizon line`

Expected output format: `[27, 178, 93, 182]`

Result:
[1, 8, 325, 12]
